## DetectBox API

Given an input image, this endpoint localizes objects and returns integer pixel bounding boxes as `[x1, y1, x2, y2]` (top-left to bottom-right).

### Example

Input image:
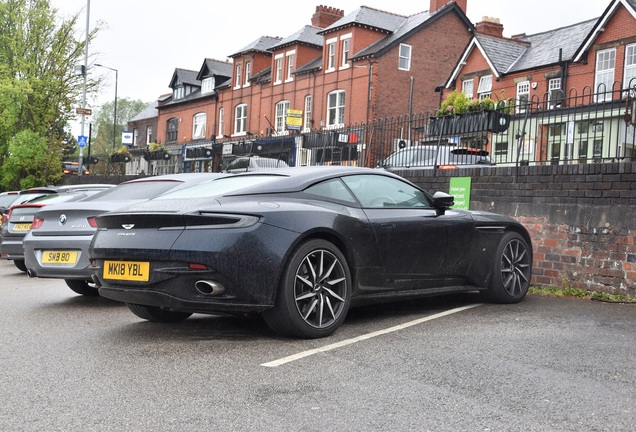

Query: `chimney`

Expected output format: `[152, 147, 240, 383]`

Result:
[311, 5, 345, 29]
[475, 17, 504, 38]
[429, 0, 467, 14]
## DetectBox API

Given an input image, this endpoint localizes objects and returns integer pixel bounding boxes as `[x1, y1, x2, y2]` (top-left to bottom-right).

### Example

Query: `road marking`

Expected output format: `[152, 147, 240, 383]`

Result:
[260, 303, 482, 367]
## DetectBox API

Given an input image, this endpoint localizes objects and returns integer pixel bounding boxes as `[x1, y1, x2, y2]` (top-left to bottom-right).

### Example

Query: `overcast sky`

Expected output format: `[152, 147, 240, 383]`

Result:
[50, 0, 609, 109]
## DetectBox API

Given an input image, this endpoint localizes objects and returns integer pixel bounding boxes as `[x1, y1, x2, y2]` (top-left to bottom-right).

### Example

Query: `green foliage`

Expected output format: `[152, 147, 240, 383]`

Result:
[0, 0, 101, 186]
[1, 130, 62, 189]
[437, 90, 514, 116]
[529, 286, 636, 303]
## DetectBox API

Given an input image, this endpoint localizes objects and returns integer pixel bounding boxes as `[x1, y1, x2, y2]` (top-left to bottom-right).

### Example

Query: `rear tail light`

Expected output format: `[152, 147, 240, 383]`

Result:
[189, 263, 208, 270]
[87, 217, 97, 228]
[83, 170, 90, 175]
[438, 165, 458, 170]
[31, 217, 44, 230]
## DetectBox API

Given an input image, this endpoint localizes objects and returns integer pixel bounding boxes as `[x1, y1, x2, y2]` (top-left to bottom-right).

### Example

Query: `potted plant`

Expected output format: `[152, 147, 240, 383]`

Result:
[143, 143, 171, 161]
[110, 145, 132, 163]
[429, 90, 511, 136]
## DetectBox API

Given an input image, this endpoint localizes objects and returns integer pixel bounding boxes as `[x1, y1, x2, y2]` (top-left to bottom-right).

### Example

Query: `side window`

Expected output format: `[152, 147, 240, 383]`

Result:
[342, 175, 431, 208]
[305, 179, 357, 204]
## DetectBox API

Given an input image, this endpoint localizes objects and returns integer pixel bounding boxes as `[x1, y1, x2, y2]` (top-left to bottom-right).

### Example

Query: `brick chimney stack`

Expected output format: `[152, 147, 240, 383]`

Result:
[311, 5, 345, 29]
[429, 0, 467, 14]
[475, 17, 504, 38]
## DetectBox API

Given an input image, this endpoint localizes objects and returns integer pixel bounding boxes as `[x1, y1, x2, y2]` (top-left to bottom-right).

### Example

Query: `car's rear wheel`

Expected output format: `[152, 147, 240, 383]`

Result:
[13, 259, 27, 272]
[127, 304, 192, 323]
[65, 279, 100, 297]
[263, 239, 351, 338]
[481, 232, 532, 303]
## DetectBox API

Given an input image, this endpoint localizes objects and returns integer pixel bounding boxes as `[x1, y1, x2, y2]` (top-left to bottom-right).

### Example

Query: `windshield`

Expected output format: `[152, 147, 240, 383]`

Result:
[382, 147, 436, 168]
[0, 194, 19, 207]
[155, 175, 282, 200]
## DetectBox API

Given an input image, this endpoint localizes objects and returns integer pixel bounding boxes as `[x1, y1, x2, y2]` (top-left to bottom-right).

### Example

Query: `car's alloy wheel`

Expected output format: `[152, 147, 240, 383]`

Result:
[482, 232, 532, 303]
[127, 303, 192, 323]
[264, 239, 351, 338]
[65, 279, 100, 297]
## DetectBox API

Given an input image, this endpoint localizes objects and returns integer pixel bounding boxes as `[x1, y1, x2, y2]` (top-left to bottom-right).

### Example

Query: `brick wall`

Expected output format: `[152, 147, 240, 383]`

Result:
[397, 162, 636, 297]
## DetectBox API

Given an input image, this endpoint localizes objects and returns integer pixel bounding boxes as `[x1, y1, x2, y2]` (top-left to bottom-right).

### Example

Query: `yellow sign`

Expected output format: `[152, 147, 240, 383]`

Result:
[286, 109, 303, 130]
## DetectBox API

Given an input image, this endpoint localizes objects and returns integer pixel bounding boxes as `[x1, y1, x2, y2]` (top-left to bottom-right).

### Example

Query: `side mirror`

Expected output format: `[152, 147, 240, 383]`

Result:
[431, 191, 454, 215]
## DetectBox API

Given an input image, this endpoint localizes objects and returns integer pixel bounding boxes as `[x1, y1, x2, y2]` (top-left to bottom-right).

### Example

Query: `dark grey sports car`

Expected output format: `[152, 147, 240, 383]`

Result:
[90, 166, 532, 339]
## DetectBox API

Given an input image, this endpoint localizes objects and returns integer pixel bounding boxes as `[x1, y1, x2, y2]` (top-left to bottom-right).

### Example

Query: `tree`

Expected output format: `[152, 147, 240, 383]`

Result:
[0, 0, 100, 189]
[2, 130, 62, 189]
[89, 98, 148, 174]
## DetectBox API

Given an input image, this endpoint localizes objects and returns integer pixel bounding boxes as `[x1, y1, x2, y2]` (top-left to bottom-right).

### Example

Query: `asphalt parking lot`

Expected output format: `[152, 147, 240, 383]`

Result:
[1, 259, 635, 431]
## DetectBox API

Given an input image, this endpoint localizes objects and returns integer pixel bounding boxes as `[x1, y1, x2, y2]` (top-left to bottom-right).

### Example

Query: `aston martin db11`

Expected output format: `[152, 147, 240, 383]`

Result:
[89, 166, 532, 338]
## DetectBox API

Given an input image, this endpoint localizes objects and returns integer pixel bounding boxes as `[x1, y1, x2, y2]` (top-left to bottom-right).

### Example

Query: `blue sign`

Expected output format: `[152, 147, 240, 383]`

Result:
[78, 135, 88, 148]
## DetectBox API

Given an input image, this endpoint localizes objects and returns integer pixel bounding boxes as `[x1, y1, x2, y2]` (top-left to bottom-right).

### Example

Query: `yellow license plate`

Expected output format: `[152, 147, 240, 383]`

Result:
[13, 223, 32, 231]
[42, 251, 79, 264]
[103, 260, 150, 281]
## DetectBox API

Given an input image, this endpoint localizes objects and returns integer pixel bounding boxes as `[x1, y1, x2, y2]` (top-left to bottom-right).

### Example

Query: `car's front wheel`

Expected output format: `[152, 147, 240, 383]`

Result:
[481, 232, 532, 303]
[65, 279, 100, 296]
[263, 239, 351, 338]
[127, 304, 192, 323]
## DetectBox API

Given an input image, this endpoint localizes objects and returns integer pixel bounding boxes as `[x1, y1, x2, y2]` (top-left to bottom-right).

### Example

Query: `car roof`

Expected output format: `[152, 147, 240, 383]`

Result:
[222, 166, 406, 195]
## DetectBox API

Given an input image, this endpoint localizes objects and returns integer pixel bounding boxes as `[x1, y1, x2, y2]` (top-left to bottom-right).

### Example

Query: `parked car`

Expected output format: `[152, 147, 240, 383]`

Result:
[224, 156, 289, 173]
[378, 145, 495, 170]
[0, 189, 107, 272]
[24, 173, 226, 296]
[62, 161, 90, 176]
[89, 166, 532, 339]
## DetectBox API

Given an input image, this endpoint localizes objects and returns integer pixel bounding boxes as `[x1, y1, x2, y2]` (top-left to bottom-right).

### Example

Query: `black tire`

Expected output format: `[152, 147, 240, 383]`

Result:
[263, 239, 351, 339]
[13, 259, 27, 272]
[65, 279, 100, 297]
[481, 232, 532, 304]
[127, 303, 192, 323]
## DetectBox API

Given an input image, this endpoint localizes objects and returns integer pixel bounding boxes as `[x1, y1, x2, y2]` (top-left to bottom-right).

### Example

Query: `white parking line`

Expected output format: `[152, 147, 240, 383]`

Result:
[260, 303, 482, 367]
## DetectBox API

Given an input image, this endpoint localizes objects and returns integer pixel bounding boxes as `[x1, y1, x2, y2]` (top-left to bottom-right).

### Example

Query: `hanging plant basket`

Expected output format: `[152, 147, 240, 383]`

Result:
[428, 110, 510, 137]
[143, 150, 171, 161]
[110, 153, 131, 163]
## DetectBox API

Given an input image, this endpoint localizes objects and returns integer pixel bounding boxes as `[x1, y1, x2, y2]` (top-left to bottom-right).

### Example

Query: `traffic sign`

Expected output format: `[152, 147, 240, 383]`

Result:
[76, 107, 92, 115]
[78, 135, 87, 148]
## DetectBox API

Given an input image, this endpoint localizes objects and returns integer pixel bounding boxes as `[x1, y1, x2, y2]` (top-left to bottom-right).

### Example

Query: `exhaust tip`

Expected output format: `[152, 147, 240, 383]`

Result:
[194, 280, 225, 296]
[26, 269, 36, 278]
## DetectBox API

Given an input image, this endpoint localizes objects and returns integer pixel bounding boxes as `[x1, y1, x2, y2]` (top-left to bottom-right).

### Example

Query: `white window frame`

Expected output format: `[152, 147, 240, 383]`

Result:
[192, 113, 206, 140]
[234, 64, 242, 89]
[340, 34, 351, 69]
[327, 90, 345, 127]
[462, 79, 474, 99]
[275, 100, 290, 134]
[516, 81, 530, 113]
[326, 37, 337, 72]
[133, 128, 138, 146]
[217, 107, 224, 138]
[244, 61, 251, 87]
[173, 86, 184, 100]
[624, 43, 636, 90]
[398, 44, 412, 71]
[146, 126, 152, 145]
[548, 78, 562, 108]
[303, 95, 312, 132]
[477, 75, 492, 100]
[234, 103, 247, 136]
[202, 77, 215, 94]
[274, 54, 283, 84]
[286, 51, 295, 82]
[595, 48, 615, 102]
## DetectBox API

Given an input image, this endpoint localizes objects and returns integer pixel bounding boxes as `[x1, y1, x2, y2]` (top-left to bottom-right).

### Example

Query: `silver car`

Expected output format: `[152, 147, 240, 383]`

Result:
[379, 145, 495, 170]
[224, 156, 289, 173]
[23, 173, 225, 296]
[0, 189, 108, 272]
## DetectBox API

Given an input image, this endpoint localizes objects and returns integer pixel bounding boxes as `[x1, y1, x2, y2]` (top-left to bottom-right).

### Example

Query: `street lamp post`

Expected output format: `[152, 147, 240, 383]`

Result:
[95, 64, 118, 151]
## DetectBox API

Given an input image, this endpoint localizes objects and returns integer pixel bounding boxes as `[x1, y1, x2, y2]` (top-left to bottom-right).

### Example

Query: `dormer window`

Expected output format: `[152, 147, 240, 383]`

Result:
[274, 55, 283, 84]
[202, 77, 215, 94]
[286, 52, 295, 82]
[245, 61, 252, 86]
[340, 35, 351, 69]
[173, 86, 184, 100]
